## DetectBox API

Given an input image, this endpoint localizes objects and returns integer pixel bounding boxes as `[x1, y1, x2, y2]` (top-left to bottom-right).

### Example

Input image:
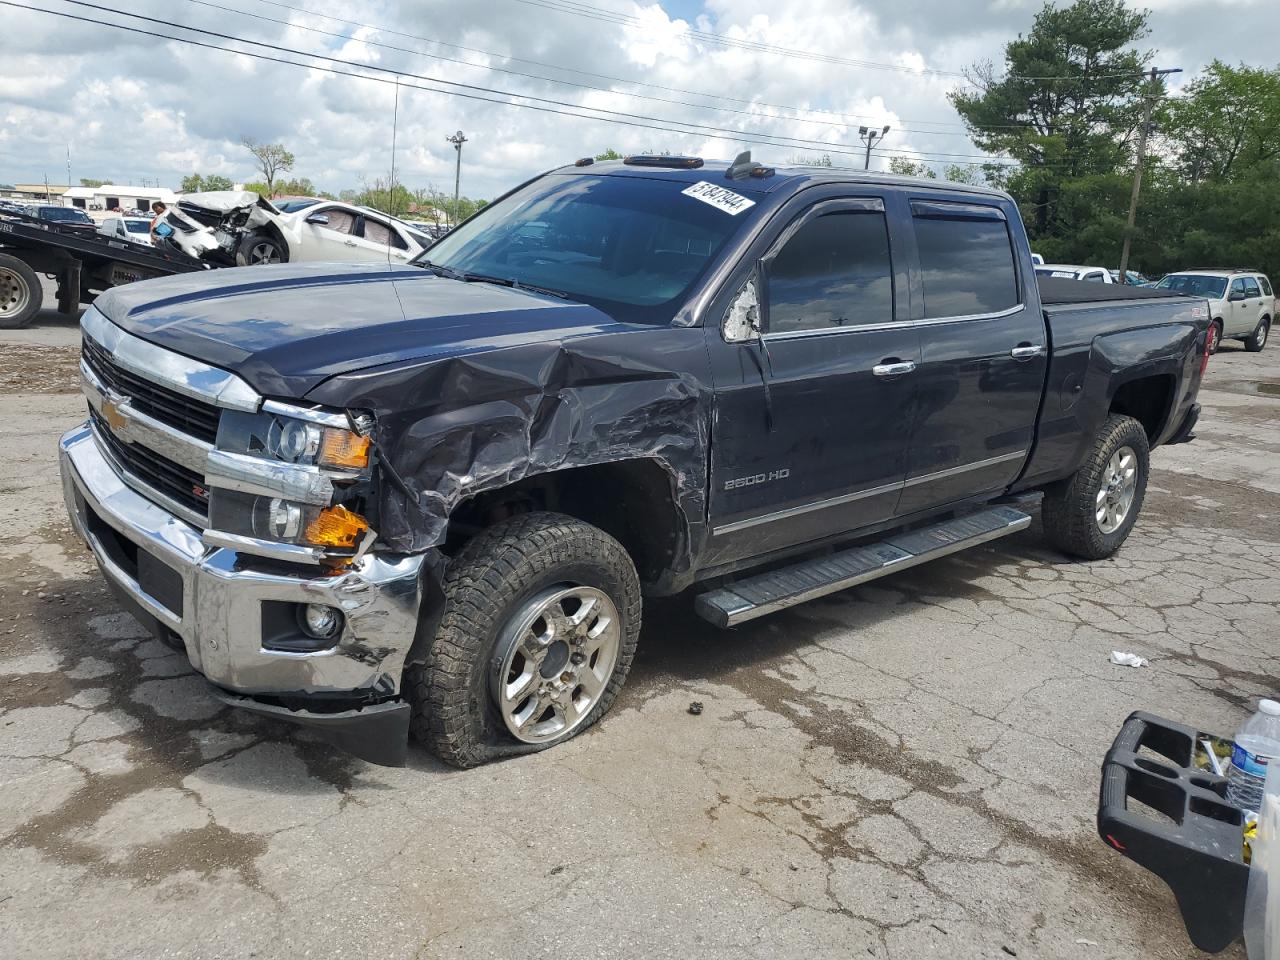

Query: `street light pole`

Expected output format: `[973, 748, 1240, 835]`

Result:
[1118, 66, 1181, 283]
[859, 124, 891, 170]
[446, 130, 468, 227]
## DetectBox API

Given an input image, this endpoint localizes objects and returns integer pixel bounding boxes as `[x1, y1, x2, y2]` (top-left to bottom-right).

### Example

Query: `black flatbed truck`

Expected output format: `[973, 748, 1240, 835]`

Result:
[0, 208, 205, 329]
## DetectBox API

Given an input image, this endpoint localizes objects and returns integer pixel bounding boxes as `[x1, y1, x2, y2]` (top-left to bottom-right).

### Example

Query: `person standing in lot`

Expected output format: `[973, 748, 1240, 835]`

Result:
[149, 201, 169, 243]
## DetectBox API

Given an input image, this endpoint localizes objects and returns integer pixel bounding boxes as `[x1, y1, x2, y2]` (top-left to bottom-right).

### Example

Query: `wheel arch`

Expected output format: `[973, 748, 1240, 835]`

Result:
[1109, 373, 1176, 444]
[441, 458, 685, 587]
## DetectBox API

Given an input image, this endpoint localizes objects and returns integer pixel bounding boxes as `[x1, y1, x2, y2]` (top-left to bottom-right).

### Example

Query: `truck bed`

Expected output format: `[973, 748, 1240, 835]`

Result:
[1036, 275, 1183, 305]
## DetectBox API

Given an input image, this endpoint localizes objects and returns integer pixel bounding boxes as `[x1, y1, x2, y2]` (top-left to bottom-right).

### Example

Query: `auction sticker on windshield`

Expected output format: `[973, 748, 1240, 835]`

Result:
[682, 181, 756, 215]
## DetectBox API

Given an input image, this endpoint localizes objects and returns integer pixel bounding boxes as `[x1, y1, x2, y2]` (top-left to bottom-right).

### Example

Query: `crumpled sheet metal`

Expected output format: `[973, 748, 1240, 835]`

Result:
[322, 331, 712, 568]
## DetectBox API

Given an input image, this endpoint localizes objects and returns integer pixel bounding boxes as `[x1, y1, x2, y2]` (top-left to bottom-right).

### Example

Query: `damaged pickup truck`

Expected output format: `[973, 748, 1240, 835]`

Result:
[163, 191, 430, 266]
[60, 154, 1210, 767]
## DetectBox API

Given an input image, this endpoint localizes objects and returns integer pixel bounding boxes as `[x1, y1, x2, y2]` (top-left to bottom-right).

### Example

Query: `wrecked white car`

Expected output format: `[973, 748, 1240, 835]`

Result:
[163, 192, 431, 267]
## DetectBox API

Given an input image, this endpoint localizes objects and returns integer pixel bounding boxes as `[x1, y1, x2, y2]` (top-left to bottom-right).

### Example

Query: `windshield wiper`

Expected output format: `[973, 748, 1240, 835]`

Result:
[416, 259, 467, 281]
[461, 272, 571, 300]
[417, 261, 571, 301]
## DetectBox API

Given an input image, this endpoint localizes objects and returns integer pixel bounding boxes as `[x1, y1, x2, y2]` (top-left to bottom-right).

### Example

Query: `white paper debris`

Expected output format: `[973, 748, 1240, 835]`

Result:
[1110, 651, 1149, 668]
[1074, 939, 1099, 947]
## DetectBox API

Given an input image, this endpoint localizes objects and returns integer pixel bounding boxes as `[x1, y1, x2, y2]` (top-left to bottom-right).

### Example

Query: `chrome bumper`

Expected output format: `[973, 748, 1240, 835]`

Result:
[59, 422, 426, 698]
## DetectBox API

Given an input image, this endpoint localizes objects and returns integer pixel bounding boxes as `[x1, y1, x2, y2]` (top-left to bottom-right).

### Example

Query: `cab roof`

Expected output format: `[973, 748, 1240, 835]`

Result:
[557, 157, 1010, 201]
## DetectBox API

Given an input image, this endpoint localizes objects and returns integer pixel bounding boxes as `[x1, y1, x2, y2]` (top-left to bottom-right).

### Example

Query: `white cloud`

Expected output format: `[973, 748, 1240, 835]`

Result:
[0, 0, 1274, 198]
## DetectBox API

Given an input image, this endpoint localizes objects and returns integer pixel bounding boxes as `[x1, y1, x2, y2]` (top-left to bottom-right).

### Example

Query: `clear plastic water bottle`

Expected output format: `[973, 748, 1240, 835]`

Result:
[1226, 699, 1280, 812]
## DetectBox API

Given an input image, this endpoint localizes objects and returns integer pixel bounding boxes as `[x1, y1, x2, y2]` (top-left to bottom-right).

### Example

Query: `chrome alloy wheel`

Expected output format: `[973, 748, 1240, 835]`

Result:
[491, 585, 621, 744]
[1095, 445, 1138, 534]
[0, 266, 31, 320]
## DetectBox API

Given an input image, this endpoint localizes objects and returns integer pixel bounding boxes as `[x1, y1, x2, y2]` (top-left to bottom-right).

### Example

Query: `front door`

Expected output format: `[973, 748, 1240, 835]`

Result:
[705, 195, 920, 565]
[295, 205, 362, 262]
[896, 198, 1046, 514]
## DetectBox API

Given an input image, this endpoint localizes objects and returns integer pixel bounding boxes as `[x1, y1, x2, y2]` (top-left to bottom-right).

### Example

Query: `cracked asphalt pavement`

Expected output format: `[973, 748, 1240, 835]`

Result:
[3, 304, 1275, 959]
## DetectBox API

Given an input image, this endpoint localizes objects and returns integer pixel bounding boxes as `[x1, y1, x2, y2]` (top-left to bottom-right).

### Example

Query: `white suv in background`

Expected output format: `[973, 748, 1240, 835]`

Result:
[1156, 270, 1274, 353]
[1035, 263, 1114, 283]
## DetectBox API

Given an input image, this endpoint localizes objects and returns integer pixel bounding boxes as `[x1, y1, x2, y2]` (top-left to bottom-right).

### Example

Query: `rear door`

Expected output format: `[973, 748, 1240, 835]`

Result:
[1244, 276, 1267, 332]
[704, 190, 920, 565]
[896, 197, 1046, 515]
[353, 214, 414, 263]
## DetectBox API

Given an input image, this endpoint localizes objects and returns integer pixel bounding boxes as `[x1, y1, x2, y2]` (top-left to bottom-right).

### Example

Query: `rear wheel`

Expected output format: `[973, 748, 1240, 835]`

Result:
[1245, 319, 1270, 353]
[404, 512, 641, 768]
[1042, 414, 1150, 560]
[0, 253, 41, 329]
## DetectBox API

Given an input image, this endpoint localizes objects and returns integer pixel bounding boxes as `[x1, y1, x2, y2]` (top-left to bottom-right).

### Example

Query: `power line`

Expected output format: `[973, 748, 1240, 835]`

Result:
[228, 0, 1016, 132]
[37, 0, 1024, 164]
[11, 1, 1088, 171]
[508, 0, 1155, 84]
[172, 0, 983, 137]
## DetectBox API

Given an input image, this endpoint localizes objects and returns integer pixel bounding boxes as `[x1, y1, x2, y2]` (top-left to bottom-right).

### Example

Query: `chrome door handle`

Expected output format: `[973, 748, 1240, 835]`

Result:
[872, 361, 916, 377]
[1010, 344, 1045, 359]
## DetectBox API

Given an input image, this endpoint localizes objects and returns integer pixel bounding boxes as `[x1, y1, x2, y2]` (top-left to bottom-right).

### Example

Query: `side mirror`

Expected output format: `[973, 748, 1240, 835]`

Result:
[1228, 289, 1245, 302]
[722, 264, 764, 344]
[305, 212, 330, 226]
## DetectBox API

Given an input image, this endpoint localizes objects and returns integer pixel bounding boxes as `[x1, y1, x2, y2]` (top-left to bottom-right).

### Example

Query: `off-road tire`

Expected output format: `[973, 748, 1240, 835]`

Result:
[0, 252, 42, 329]
[1245, 319, 1270, 353]
[1041, 414, 1150, 560]
[404, 512, 641, 768]
[1208, 320, 1223, 355]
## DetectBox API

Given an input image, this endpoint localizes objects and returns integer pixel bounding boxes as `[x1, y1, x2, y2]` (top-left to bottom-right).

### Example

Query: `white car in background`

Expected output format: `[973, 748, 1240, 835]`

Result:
[98, 215, 154, 246]
[161, 192, 429, 267]
[1156, 269, 1275, 353]
[1035, 263, 1114, 283]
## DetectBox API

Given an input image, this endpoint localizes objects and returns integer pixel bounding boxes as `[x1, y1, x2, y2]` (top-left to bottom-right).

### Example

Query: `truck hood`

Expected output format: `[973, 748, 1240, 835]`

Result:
[92, 262, 625, 398]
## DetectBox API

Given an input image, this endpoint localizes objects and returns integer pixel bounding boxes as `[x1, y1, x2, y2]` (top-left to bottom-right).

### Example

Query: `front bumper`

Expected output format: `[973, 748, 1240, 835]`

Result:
[60, 422, 428, 765]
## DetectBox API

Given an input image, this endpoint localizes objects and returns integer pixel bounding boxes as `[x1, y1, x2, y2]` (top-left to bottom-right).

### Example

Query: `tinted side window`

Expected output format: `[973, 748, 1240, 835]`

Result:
[913, 215, 1019, 318]
[1232, 278, 1247, 296]
[1243, 278, 1262, 298]
[1261, 276, 1274, 297]
[766, 212, 893, 334]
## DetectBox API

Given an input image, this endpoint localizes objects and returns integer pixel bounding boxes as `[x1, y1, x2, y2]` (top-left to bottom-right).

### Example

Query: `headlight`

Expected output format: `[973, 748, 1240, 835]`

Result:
[219, 409, 371, 470]
[214, 492, 371, 550]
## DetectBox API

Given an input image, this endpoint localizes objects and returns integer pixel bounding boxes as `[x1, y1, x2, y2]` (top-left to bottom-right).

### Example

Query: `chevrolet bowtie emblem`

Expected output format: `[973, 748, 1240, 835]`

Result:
[100, 398, 129, 432]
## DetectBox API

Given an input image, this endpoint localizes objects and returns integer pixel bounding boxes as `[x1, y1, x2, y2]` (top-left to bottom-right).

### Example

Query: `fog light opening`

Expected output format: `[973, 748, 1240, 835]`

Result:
[298, 603, 344, 641]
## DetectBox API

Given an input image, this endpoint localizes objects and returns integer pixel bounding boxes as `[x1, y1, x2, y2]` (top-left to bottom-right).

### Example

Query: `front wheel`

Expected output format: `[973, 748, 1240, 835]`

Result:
[1041, 414, 1150, 560]
[1245, 319, 1270, 353]
[235, 233, 287, 266]
[404, 512, 641, 768]
[1208, 320, 1223, 355]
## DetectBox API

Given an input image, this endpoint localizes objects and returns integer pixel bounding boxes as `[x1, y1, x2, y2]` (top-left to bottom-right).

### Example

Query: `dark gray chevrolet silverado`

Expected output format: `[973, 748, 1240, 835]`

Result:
[59, 155, 1210, 767]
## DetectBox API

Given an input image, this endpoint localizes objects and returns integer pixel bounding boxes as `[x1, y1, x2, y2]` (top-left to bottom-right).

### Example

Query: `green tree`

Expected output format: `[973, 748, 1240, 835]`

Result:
[595, 148, 623, 160]
[79, 178, 106, 188]
[1161, 61, 1280, 183]
[950, 0, 1151, 239]
[943, 164, 987, 185]
[888, 157, 936, 178]
[181, 173, 235, 193]
[241, 138, 295, 196]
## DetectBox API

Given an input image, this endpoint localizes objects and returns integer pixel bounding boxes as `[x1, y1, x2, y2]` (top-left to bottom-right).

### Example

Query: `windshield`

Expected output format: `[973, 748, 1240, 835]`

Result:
[277, 198, 320, 213]
[124, 220, 150, 233]
[418, 173, 760, 324]
[1157, 274, 1227, 299]
[40, 207, 91, 222]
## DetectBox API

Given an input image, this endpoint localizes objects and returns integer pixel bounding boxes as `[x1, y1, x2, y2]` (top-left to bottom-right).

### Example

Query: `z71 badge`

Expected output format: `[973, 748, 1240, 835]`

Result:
[724, 469, 790, 491]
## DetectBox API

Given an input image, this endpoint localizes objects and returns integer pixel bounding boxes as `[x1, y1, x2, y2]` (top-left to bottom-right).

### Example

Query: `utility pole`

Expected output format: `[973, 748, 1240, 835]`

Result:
[446, 130, 468, 227]
[66, 146, 71, 191]
[858, 125, 890, 170]
[1118, 66, 1181, 283]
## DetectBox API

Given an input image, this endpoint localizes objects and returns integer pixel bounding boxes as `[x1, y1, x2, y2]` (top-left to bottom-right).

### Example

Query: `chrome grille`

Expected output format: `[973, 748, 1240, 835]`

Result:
[90, 409, 209, 522]
[82, 335, 221, 444]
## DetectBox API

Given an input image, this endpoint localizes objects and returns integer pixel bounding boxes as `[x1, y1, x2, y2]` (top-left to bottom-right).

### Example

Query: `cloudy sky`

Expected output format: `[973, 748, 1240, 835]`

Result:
[1, 0, 1276, 200]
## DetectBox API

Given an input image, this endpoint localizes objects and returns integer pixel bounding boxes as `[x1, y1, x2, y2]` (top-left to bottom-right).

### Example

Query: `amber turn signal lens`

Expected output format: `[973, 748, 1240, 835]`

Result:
[319, 429, 371, 469]
[304, 504, 369, 548]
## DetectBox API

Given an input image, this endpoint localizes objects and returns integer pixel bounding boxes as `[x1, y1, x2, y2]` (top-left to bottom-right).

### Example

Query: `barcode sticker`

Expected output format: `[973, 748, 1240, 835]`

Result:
[682, 181, 756, 215]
